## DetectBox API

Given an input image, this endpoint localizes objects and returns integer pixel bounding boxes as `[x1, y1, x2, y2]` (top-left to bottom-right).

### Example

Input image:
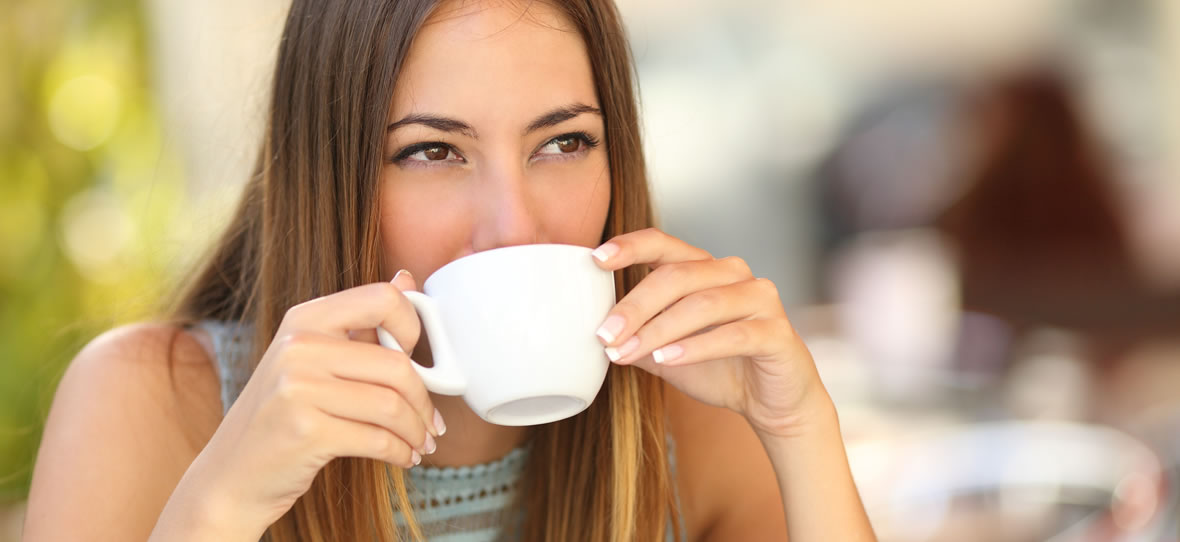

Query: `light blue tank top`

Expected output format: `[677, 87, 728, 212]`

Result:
[198, 320, 686, 541]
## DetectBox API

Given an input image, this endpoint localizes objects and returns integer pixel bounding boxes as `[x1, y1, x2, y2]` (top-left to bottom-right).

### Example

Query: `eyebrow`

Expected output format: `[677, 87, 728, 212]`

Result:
[385, 103, 602, 139]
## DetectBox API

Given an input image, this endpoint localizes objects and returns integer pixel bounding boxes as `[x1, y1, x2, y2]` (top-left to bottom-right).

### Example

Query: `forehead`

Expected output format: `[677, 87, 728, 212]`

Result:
[390, 0, 598, 121]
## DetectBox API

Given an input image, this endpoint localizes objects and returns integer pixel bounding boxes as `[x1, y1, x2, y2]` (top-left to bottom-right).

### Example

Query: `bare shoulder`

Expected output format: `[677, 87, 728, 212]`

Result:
[665, 386, 788, 542]
[22, 322, 224, 542]
[51, 322, 225, 444]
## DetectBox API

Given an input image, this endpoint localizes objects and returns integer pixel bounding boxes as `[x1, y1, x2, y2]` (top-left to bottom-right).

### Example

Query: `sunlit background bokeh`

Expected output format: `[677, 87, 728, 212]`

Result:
[3, 0, 1179, 541]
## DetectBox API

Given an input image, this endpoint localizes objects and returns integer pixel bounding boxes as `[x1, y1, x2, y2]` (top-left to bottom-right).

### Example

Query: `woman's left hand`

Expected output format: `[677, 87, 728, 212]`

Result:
[591, 228, 831, 439]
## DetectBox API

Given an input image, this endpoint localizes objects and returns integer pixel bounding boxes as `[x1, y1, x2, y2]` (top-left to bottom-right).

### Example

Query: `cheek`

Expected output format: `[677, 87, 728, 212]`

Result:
[588, 169, 612, 235]
[538, 158, 612, 242]
[377, 184, 471, 276]
[583, 158, 612, 232]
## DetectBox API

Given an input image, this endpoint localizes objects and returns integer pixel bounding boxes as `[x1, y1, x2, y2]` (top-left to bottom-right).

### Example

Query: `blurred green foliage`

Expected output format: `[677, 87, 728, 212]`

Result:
[1, 0, 188, 500]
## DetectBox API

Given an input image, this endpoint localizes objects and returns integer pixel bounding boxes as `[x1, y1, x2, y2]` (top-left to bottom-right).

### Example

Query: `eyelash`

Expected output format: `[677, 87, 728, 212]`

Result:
[388, 131, 601, 167]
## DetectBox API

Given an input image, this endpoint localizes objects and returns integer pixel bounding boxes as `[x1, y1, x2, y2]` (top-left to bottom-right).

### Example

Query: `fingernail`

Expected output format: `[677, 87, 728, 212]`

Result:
[604, 345, 620, 362]
[411, 450, 422, 466]
[596, 314, 625, 344]
[652, 344, 683, 364]
[423, 433, 437, 454]
[591, 242, 619, 263]
[605, 336, 640, 362]
[393, 269, 413, 282]
[433, 408, 447, 436]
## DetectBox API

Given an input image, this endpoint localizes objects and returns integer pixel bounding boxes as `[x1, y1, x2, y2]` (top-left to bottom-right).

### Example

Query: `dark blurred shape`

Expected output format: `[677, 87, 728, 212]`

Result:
[936, 67, 1180, 342]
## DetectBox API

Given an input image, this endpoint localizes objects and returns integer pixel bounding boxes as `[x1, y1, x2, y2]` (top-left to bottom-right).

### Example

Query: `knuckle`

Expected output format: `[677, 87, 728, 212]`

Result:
[386, 355, 419, 392]
[382, 348, 407, 368]
[632, 227, 658, 244]
[274, 371, 308, 402]
[691, 290, 722, 312]
[722, 256, 751, 275]
[656, 262, 689, 283]
[383, 394, 404, 420]
[276, 331, 317, 354]
[754, 277, 779, 298]
[389, 351, 417, 377]
[372, 431, 395, 455]
[781, 319, 803, 345]
[286, 407, 320, 441]
[373, 282, 402, 306]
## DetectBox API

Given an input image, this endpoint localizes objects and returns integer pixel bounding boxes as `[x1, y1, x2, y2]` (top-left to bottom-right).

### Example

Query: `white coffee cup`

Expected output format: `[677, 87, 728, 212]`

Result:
[376, 244, 617, 426]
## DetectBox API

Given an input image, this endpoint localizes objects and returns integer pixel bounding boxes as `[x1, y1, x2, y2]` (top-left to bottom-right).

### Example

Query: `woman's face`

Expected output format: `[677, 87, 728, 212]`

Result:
[379, 0, 611, 282]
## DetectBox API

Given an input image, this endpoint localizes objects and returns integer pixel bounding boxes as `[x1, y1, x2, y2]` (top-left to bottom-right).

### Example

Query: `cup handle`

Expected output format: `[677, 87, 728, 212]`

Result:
[376, 291, 468, 396]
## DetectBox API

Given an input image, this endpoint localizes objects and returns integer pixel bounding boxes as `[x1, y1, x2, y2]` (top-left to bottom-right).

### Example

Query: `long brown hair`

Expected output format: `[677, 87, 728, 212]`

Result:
[167, 0, 680, 540]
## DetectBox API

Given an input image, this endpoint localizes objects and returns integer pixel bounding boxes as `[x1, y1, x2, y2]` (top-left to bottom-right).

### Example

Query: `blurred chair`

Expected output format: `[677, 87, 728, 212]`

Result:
[816, 66, 1180, 377]
[935, 67, 1180, 345]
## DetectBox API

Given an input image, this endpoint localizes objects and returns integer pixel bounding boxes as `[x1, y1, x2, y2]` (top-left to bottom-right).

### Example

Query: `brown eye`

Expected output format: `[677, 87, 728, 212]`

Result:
[555, 136, 580, 153]
[423, 146, 449, 160]
[533, 132, 599, 160]
[391, 141, 464, 166]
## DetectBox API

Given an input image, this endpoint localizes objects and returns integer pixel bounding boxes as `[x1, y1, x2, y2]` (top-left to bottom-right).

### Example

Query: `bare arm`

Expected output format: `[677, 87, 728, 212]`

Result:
[756, 394, 876, 542]
[27, 277, 442, 541]
[669, 389, 788, 541]
[23, 324, 222, 542]
[671, 387, 874, 542]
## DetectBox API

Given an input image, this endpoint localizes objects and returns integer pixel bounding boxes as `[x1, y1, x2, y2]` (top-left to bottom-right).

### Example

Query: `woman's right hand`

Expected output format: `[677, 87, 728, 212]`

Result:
[159, 270, 443, 539]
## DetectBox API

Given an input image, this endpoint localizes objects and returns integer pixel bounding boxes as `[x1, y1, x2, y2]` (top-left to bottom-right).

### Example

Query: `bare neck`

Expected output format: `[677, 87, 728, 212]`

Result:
[413, 342, 531, 468]
[423, 395, 531, 468]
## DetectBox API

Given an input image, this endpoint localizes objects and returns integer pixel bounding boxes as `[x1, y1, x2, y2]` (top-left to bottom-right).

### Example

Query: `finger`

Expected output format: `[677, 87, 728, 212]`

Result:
[323, 411, 420, 468]
[278, 271, 422, 355]
[300, 338, 440, 437]
[311, 377, 434, 456]
[348, 328, 379, 344]
[595, 258, 755, 348]
[590, 227, 713, 271]
[609, 278, 781, 365]
[636, 318, 798, 368]
[392, 268, 418, 292]
[379, 269, 422, 352]
[347, 268, 414, 343]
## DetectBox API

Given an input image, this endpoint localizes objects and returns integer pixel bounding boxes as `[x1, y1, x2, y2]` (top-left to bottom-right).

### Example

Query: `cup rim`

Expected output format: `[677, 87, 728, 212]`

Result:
[423, 243, 595, 290]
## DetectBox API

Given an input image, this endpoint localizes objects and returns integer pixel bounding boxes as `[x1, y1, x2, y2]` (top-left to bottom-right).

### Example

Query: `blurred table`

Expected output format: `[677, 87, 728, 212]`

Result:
[794, 304, 1180, 542]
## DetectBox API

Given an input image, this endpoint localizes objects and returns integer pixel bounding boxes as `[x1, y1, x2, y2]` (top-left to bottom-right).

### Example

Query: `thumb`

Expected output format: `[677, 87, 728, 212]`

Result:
[392, 268, 419, 292]
[348, 270, 419, 344]
[613, 352, 668, 380]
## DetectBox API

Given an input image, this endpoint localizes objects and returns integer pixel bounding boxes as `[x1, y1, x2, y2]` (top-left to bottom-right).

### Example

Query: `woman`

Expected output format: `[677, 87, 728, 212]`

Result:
[24, 0, 876, 540]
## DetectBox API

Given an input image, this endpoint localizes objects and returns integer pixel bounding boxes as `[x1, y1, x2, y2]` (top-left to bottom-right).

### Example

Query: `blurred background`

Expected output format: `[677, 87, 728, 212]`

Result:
[2, 0, 1179, 540]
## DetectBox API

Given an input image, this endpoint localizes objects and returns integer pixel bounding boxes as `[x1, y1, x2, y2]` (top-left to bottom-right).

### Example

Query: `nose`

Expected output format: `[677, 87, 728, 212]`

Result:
[470, 164, 542, 251]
